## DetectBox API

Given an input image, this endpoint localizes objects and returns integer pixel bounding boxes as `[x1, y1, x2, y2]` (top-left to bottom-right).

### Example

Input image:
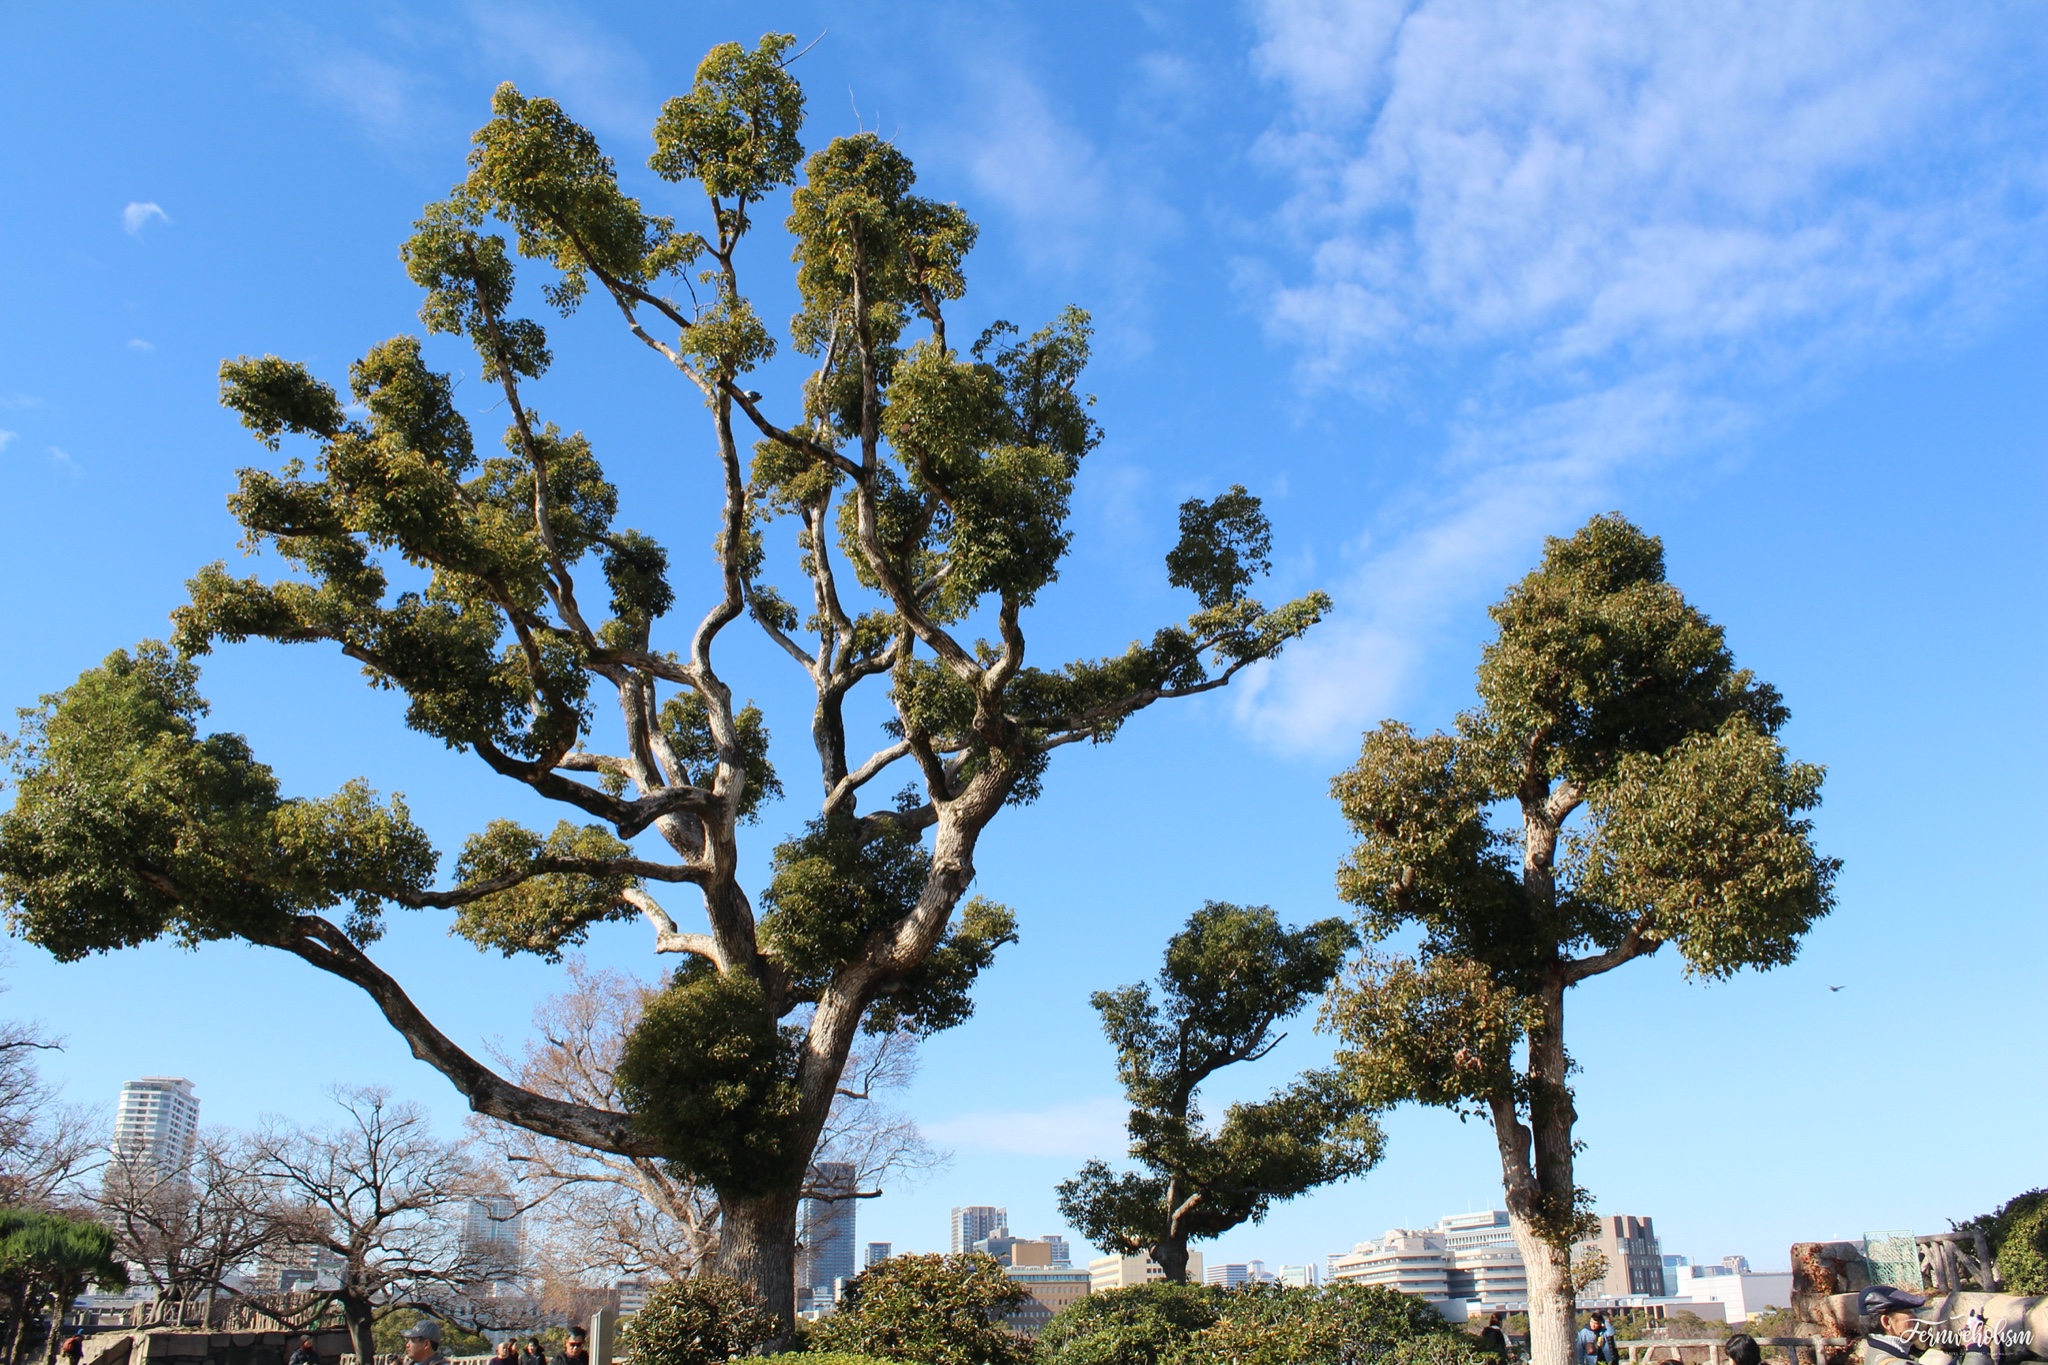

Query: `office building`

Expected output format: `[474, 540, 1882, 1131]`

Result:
[1663, 1255, 1689, 1297]
[1003, 1264, 1092, 1335]
[1277, 1264, 1320, 1288]
[1045, 1235, 1071, 1267]
[801, 1163, 858, 1301]
[462, 1195, 523, 1280]
[614, 1277, 654, 1315]
[951, 1206, 1007, 1255]
[1088, 1251, 1204, 1292]
[1206, 1261, 1275, 1288]
[1329, 1230, 1452, 1300]
[111, 1077, 199, 1182]
[1579, 1215, 1664, 1299]
[865, 1242, 892, 1270]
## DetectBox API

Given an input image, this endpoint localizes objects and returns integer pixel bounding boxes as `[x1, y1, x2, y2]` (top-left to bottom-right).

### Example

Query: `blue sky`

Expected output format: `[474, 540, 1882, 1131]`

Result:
[2, 0, 2044, 1279]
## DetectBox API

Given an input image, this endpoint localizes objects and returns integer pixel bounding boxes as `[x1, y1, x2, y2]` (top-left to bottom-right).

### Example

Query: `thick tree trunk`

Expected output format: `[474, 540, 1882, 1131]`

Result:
[1512, 1224, 1577, 1365]
[340, 1295, 375, 1365]
[1152, 1235, 1192, 1284]
[716, 1191, 801, 1344]
[1493, 971, 1580, 1365]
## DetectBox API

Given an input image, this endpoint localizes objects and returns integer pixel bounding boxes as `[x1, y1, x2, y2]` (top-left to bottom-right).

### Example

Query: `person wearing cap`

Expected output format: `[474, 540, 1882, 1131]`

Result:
[401, 1320, 450, 1365]
[1861, 1285, 1991, 1365]
[288, 1336, 321, 1365]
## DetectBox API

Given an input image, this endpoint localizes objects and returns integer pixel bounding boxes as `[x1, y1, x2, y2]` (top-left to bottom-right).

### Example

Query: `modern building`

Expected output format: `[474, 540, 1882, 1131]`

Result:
[975, 1235, 1067, 1267]
[1206, 1261, 1275, 1288]
[1668, 1261, 1793, 1322]
[1003, 1264, 1092, 1335]
[1088, 1251, 1205, 1292]
[1663, 1255, 1689, 1297]
[461, 1195, 523, 1280]
[111, 1077, 199, 1182]
[865, 1242, 892, 1270]
[1277, 1264, 1321, 1288]
[798, 1163, 858, 1303]
[1579, 1215, 1665, 1299]
[1329, 1230, 1452, 1300]
[1434, 1211, 1527, 1306]
[951, 1206, 1007, 1255]
[1044, 1235, 1071, 1267]
[614, 1277, 654, 1315]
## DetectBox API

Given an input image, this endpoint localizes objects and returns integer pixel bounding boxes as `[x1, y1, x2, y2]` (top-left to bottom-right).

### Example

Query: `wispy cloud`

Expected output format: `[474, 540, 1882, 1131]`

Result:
[122, 201, 169, 236]
[0, 430, 16, 453]
[464, 2, 650, 137]
[126, 338, 155, 352]
[921, 1096, 1126, 1159]
[48, 446, 79, 474]
[1238, 0, 2048, 747]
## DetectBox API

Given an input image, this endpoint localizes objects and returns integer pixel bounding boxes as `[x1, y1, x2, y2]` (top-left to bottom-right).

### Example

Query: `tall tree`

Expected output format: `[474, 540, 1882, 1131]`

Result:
[0, 1004, 97, 1211]
[1324, 515, 1836, 1365]
[0, 35, 1324, 1330]
[250, 1088, 489, 1364]
[1057, 902, 1379, 1283]
[97, 1130, 287, 1311]
[0, 1209, 126, 1365]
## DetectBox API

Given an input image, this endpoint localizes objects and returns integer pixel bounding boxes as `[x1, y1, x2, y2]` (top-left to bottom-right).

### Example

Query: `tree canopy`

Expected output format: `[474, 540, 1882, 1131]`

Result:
[0, 33, 1324, 1329]
[1324, 513, 1836, 1365]
[1058, 902, 1380, 1282]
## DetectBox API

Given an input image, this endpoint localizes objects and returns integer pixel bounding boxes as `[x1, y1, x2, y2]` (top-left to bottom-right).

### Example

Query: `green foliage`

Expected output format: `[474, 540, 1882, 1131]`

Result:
[0, 645, 436, 955]
[449, 819, 637, 958]
[658, 692, 782, 822]
[1165, 485, 1272, 610]
[1327, 512, 1837, 1085]
[808, 1253, 1032, 1365]
[1958, 1189, 2048, 1294]
[650, 35, 807, 203]
[1059, 903, 1379, 1273]
[615, 1275, 778, 1365]
[864, 895, 1017, 1037]
[759, 1355, 896, 1365]
[0, 1207, 129, 1334]
[1171, 1283, 1463, 1365]
[1039, 1282, 1222, 1365]
[615, 963, 805, 1197]
[758, 816, 930, 981]
[370, 1315, 493, 1357]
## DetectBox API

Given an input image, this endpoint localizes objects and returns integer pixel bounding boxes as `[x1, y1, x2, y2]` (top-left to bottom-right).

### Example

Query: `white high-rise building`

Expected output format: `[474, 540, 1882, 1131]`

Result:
[1206, 1260, 1275, 1288]
[111, 1078, 199, 1180]
[950, 1206, 1007, 1255]
[461, 1195, 523, 1280]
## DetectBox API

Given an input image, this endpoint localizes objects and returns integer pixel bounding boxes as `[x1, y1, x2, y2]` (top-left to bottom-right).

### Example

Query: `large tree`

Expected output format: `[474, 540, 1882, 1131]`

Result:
[1057, 902, 1380, 1283]
[0, 35, 1325, 1329]
[1324, 514, 1836, 1365]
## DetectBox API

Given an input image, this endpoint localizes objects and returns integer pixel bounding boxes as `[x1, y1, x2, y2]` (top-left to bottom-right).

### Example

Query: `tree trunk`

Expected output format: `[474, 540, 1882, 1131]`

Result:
[1152, 1235, 1191, 1285]
[716, 1191, 800, 1345]
[340, 1295, 375, 1365]
[1512, 1224, 1577, 1365]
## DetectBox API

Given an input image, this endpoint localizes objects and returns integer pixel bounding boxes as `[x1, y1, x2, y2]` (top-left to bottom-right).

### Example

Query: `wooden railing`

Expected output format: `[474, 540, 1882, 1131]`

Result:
[1621, 1336, 1850, 1365]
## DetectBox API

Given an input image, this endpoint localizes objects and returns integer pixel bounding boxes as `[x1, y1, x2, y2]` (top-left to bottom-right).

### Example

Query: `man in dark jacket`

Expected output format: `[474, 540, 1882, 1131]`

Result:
[552, 1328, 589, 1365]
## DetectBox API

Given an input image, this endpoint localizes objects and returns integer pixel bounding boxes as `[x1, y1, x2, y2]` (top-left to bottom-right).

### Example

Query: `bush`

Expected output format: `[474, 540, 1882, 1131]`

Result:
[1987, 1191, 2048, 1294]
[808, 1253, 1033, 1365]
[1040, 1282, 1224, 1365]
[759, 1355, 897, 1365]
[1172, 1283, 1471, 1365]
[617, 1276, 778, 1365]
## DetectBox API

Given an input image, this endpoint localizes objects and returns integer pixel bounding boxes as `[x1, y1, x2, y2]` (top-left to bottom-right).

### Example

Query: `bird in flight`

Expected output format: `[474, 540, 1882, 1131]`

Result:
[1828, 985, 1845, 992]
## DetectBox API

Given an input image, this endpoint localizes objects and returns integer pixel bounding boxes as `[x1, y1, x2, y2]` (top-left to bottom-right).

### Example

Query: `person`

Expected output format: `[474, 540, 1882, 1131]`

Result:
[519, 1340, 546, 1365]
[1577, 1315, 1603, 1365]
[1598, 1315, 1619, 1365]
[1861, 1285, 1992, 1365]
[1726, 1333, 1762, 1365]
[59, 1335, 84, 1365]
[553, 1329, 589, 1365]
[1478, 1311, 1509, 1359]
[289, 1337, 321, 1365]
[401, 1320, 450, 1365]
[491, 1343, 519, 1365]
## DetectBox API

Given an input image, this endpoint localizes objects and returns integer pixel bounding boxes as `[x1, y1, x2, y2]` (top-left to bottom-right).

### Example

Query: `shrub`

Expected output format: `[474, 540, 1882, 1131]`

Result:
[1040, 1282, 1224, 1365]
[808, 1253, 1033, 1365]
[759, 1355, 896, 1365]
[1988, 1191, 2048, 1294]
[617, 1276, 778, 1365]
[1172, 1283, 1471, 1365]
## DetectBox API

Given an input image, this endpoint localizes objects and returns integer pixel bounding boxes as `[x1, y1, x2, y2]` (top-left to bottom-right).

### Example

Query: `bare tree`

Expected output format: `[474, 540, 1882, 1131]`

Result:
[97, 1131, 286, 1310]
[251, 1088, 487, 1363]
[479, 962, 941, 1288]
[0, 1000, 100, 1210]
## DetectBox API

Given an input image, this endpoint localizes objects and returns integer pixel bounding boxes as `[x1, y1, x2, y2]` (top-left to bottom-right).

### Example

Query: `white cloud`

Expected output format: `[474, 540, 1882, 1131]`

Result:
[921, 1096, 1127, 1159]
[48, 446, 78, 473]
[122, 201, 169, 236]
[0, 430, 16, 452]
[1238, 0, 2048, 747]
[0, 395, 38, 411]
[126, 338, 155, 352]
[465, 3, 649, 137]
[305, 48, 423, 142]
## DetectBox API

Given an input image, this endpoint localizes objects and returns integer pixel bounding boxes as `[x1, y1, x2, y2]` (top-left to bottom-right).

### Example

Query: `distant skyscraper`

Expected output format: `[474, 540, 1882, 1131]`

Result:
[111, 1077, 199, 1181]
[1044, 1236, 1071, 1267]
[801, 1163, 858, 1299]
[461, 1195, 523, 1280]
[950, 1206, 1007, 1255]
[865, 1241, 892, 1269]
